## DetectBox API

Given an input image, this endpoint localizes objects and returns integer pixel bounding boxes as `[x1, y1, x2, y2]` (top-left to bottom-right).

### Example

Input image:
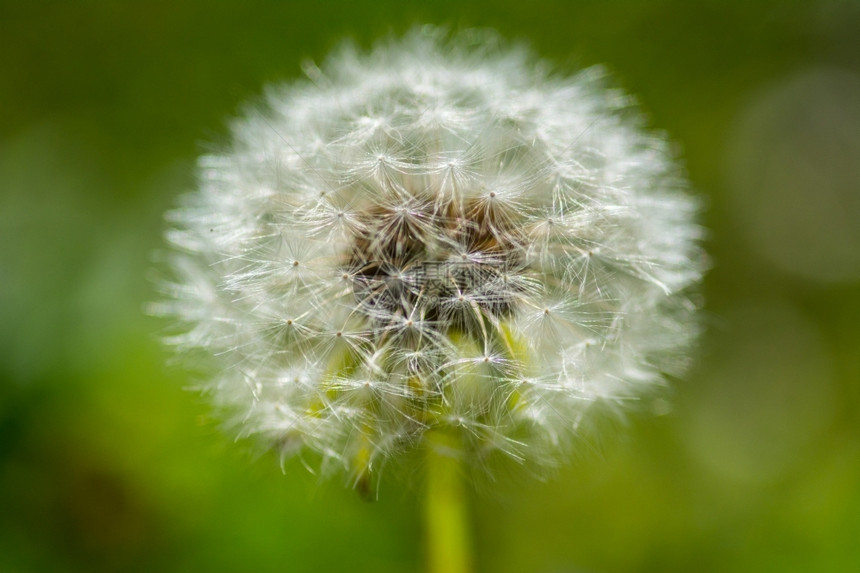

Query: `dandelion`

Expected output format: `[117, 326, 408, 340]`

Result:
[154, 27, 704, 572]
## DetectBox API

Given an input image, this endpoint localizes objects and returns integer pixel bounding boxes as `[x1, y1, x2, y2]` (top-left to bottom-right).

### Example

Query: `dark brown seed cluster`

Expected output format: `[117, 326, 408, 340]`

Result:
[345, 198, 526, 331]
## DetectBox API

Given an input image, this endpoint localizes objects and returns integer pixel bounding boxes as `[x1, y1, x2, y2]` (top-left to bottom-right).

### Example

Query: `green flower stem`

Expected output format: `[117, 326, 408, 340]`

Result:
[424, 430, 473, 573]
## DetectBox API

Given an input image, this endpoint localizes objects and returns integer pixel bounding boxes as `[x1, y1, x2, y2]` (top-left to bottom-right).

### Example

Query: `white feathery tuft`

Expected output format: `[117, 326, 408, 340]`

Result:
[155, 28, 705, 486]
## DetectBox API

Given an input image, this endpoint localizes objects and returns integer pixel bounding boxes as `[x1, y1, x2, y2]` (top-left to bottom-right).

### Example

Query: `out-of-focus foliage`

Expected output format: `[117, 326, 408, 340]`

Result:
[1, 1, 858, 572]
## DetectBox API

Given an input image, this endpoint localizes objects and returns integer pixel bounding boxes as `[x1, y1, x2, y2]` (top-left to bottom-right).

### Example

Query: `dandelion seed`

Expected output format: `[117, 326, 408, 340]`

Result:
[155, 28, 705, 488]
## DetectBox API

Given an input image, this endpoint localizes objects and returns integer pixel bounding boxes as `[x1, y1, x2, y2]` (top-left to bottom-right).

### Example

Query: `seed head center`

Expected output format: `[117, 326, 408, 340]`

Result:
[345, 196, 525, 330]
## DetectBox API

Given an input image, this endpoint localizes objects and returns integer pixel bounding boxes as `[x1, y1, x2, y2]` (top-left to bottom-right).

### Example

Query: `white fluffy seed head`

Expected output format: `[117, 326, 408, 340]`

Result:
[155, 28, 705, 486]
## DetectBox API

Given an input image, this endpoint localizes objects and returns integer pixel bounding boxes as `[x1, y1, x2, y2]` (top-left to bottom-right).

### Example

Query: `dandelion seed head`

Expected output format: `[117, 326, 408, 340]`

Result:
[156, 28, 705, 484]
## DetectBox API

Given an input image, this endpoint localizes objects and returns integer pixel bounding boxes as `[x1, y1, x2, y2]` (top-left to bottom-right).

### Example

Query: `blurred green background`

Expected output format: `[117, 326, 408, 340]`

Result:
[2, 1, 859, 571]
